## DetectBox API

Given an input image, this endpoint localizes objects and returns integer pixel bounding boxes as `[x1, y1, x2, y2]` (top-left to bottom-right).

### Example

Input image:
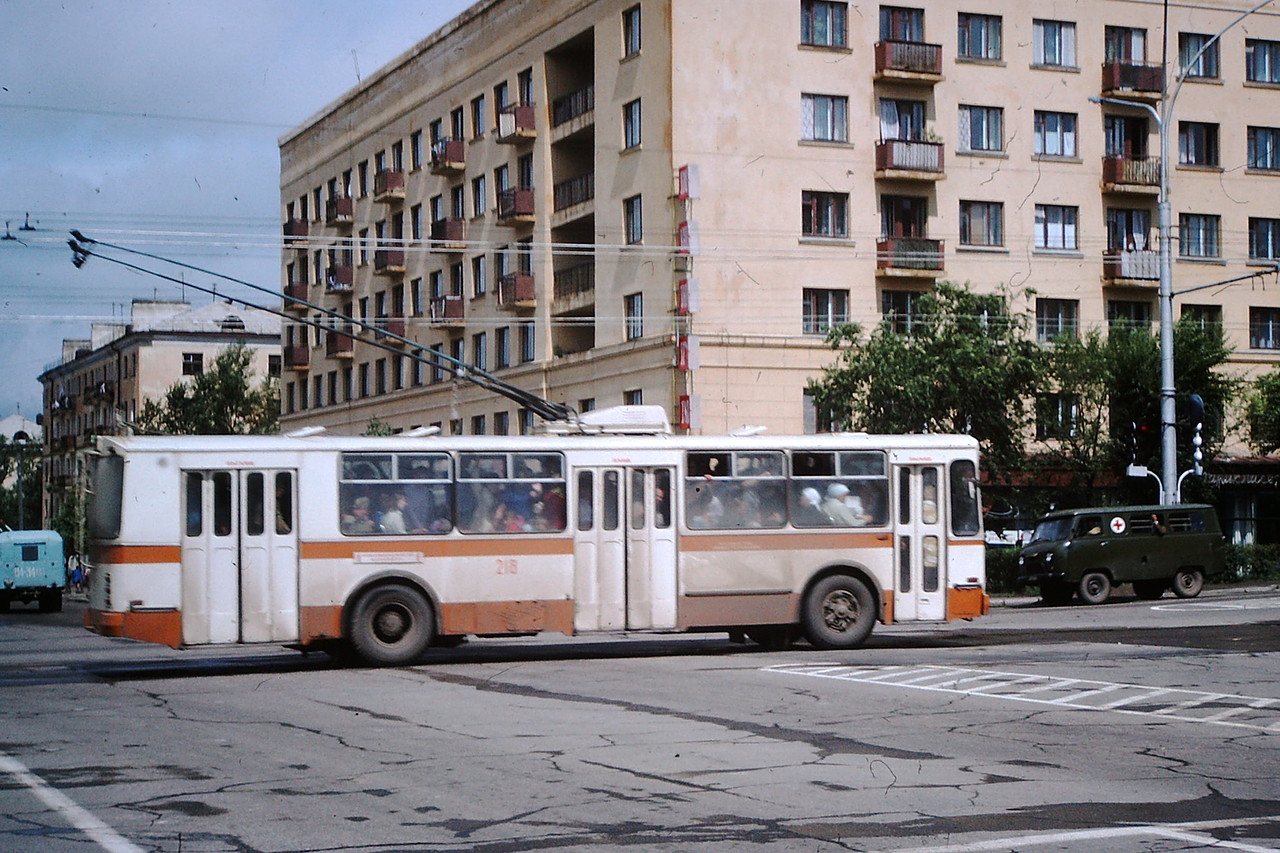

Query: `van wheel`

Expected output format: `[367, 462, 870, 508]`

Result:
[348, 584, 435, 666]
[1133, 580, 1167, 600]
[1077, 572, 1111, 605]
[802, 575, 876, 650]
[1172, 569, 1205, 599]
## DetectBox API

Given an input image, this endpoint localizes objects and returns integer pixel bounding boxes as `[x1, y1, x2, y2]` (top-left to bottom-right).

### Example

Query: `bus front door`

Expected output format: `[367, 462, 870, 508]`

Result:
[572, 467, 676, 632]
[891, 463, 947, 622]
[181, 469, 299, 645]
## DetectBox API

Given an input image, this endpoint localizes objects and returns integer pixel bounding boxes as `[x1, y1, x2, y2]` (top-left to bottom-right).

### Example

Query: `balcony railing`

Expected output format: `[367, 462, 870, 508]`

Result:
[1103, 249, 1159, 281]
[325, 265, 354, 292]
[552, 85, 594, 127]
[553, 173, 594, 212]
[283, 218, 308, 245]
[875, 140, 945, 175]
[325, 197, 353, 224]
[497, 103, 537, 143]
[497, 271, 536, 309]
[553, 263, 595, 300]
[326, 325, 354, 357]
[284, 279, 309, 306]
[429, 218, 466, 251]
[430, 138, 466, 174]
[284, 344, 310, 370]
[1102, 62, 1165, 97]
[874, 40, 943, 78]
[1102, 155, 1160, 189]
[498, 187, 536, 223]
[373, 170, 405, 202]
[429, 294, 465, 324]
[877, 237, 945, 272]
[374, 249, 405, 274]
[375, 315, 407, 343]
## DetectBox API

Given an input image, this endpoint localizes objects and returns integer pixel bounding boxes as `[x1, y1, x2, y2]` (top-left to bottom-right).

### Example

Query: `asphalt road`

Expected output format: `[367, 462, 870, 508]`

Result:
[2, 587, 1278, 853]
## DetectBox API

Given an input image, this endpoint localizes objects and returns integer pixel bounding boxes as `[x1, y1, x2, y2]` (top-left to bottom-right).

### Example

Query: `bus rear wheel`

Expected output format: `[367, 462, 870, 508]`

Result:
[348, 584, 435, 666]
[1172, 568, 1205, 599]
[801, 575, 876, 650]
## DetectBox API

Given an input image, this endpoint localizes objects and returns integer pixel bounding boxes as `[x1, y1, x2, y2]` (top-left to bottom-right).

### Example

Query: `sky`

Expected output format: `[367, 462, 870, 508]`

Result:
[0, 0, 476, 424]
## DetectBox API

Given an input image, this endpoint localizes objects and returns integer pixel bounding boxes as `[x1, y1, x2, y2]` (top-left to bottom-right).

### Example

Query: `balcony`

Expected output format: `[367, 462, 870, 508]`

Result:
[875, 140, 945, 179]
[874, 40, 943, 82]
[430, 218, 466, 252]
[497, 187, 536, 224]
[284, 344, 310, 370]
[552, 86, 594, 128]
[375, 315, 407, 344]
[497, 271, 536, 310]
[1102, 156, 1161, 193]
[374, 249, 405, 274]
[876, 237, 944, 275]
[429, 294, 465, 326]
[283, 218, 308, 245]
[1103, 249, 1159, 284]
[325, 197, 353, 225]
[430, 138, 466, 175]
[497, 103, 537, 144]
[325, 264, 354, 292]
[284, 278, 309, 308]
[326, 326, 354, 358]
[1102, 62, 1165, 100]
[553, 263, 594, 314]
[553, 173, 594, 214]
[373, 170, 405, 202]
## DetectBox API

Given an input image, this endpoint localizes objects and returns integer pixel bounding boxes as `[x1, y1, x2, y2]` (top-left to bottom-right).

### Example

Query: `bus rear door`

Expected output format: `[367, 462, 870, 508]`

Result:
[891, 460, 946, 621]
[181, 469, 299, 645]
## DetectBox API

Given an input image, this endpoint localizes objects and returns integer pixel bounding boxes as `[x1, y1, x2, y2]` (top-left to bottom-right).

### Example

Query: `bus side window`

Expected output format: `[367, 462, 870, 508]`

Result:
[655, 469, 671, 529]
[631, 469, 646, 529]
[949, 460, 981, 537]
[577, 471, 594, 530]
[185, 472, 203, 537]
[246, 472, 265, 536]
[275, 472, 293, 534]
[898, 468, 911, 524]
[602, 471, 620, 531]
[213, 472, 233, 536]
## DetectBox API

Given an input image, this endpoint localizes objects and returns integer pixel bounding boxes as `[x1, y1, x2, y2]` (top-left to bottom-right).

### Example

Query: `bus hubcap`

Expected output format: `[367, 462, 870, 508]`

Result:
[823, 591, 857, 632]
[374, 605, 410, 643]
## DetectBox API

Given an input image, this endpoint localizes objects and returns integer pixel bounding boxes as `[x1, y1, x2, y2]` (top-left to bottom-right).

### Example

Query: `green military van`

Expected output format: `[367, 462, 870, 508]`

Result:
[1016, 504, 1226, 605]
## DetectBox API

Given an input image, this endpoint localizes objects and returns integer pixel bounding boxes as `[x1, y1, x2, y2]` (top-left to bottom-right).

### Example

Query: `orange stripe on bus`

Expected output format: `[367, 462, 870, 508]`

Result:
[680, 531, 892, 552]
[300, 537, 575, 560]
[91, 545, 182, 564]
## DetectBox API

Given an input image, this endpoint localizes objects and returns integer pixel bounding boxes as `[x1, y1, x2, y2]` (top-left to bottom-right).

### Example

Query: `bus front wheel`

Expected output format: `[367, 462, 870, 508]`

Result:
[801, 575, 876, 650]
[348, 584, 435, 666]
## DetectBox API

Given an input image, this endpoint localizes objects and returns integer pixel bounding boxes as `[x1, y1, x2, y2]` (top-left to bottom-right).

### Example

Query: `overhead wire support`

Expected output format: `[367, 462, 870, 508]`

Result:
[65, 230, 575, 423]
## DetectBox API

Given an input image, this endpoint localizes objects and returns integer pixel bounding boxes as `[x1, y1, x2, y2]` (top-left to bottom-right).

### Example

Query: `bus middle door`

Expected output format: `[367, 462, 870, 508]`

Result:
[891, 462, 947, 622]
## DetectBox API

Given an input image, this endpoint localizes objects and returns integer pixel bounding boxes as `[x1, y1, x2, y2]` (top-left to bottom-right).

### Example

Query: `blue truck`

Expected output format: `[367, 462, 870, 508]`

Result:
[0, 530, 66, 612]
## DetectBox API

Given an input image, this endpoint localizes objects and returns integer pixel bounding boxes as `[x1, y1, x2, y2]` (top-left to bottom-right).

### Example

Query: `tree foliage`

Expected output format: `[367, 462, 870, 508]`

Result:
[1246, 367, 1280, 455]
[0, 437, 41, 530]
[137, 345, 279, 435]
[807, 282, 1041, 476]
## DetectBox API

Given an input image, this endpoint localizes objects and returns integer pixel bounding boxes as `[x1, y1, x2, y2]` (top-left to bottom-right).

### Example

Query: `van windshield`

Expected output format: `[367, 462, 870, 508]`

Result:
[1030, 517, 1073, 543]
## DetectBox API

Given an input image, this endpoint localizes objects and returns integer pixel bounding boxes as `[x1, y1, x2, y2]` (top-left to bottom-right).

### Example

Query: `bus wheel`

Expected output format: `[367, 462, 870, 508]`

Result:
[1172, 568, 1205, 599]
[1077, 572, 1111, 605]
[745, 625, 798, 651]
[801, 575, 876, 650]
[1133, 580, 1166, 600]
[348, 584, 435, 666]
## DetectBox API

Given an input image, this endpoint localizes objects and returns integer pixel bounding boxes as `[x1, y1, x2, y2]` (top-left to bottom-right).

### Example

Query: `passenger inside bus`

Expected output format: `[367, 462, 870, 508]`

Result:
[341, 496, 376, 535]
[793, 487, 832, 526]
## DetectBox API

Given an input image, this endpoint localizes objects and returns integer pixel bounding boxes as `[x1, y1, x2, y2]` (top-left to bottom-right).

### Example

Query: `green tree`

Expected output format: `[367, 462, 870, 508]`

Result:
[1034, 329, 1115, 500]
[1246, 367, 1280, 454]
[0, 437, 42, 529]
[137, 344, 279, 435]
[808, 282, 1042, 476]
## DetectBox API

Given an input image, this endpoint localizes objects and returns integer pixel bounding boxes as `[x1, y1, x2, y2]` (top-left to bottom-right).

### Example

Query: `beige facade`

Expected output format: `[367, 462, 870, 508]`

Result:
[38, 300, 281, 523]
[279, 0, 1280, 441]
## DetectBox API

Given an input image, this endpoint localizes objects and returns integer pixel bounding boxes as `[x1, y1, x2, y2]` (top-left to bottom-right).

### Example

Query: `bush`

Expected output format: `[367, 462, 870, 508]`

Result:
[984, 546, 1023, 594]
[1222, 544, 1280, 582]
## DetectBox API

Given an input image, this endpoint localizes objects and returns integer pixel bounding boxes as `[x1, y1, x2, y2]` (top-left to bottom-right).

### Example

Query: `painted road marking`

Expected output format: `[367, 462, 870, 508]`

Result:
[0, 752, 144, 853]
[764, 663, 1280, 733]
[888, 815, 1280, 852]
[1153, 596, 1280, 612]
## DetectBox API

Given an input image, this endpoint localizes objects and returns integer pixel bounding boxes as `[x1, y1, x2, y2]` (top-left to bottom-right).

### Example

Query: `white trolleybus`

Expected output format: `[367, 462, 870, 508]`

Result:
[83, 407, 988, 665]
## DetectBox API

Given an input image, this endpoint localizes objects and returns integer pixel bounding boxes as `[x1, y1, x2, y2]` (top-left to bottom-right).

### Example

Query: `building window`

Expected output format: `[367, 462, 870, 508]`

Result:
[802, 288, 849, 334]
[1105, 25, 1147, 63]
[1108, 300, 1153, 331]
[959, 200, 1003, 247]
[1250, 217, 1280, 260]
[1033, 19, 1076, 67]
[496, 326, 511, 369]
[1036, 394, 1079, 440]
[1248, 126, 1280, 170]
[1179, 33, 1220, 79]
[1036, 298, 1079, 342]
[802, 93, 848, 142]
[882, 290, 922, 335]
[802, 190, 849, 238]
[1035, 204, 1078, 250]
[470, 415, 487, 436]
[622, 4, 641, 56]
[494, 411, 510, 436]
[1179, 121, 1219, 166]
[624, 292, 643, 340]
[472, 254, 487, 297]
[958, 105, 1003, 152]
[1246, 39, 1280, 83]
[471, 175, 487, 216]
[519, 321, 536, 363]
[1034, 111, 1077, 157]
[472, 332, 487, 371]
[470, 95, 486, 138]
[801, 0, 847, 48]
[1250, 307, 1280, 349]
[357, 161, 369, 196]
[410, 131, 423, 170]
[879, 98, 925, 141]
[1183, 304, 1222, 330]
[182, 352, 203, 376]
[958, 13, 1001, 60]
[623, 99, 641, 149]
[358, 363, 370, 398]
[623, 389, 644, 406]
[880, 6, 924, 41]
[1179, 214, 1220, 259]
[410, 204, 423, 240]
[268, 354, 282, 377]
[624, 195, 643, 244]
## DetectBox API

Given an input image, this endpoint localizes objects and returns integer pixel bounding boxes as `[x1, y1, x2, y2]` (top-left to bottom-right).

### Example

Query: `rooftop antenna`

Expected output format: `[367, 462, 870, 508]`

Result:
[18, 213, 36, 232]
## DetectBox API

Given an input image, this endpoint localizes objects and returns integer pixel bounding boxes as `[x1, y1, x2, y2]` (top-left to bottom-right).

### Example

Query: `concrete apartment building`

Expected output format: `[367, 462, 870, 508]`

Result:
[278, 0, 1280, 445]
[38, 300, 281, 523]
